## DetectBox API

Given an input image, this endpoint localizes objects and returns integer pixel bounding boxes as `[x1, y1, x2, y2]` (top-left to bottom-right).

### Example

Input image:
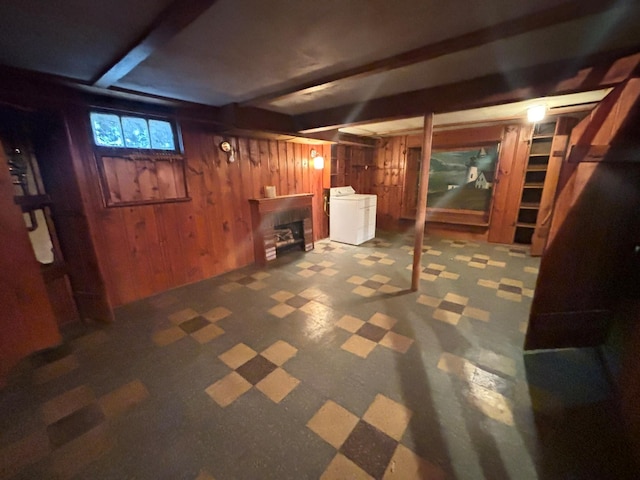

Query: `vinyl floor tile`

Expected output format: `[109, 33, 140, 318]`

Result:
[3, 231, 634, 479]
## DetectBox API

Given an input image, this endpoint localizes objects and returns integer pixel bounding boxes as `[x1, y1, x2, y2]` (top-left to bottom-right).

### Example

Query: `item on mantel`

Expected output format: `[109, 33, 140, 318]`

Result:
[265, 185, 276, 198]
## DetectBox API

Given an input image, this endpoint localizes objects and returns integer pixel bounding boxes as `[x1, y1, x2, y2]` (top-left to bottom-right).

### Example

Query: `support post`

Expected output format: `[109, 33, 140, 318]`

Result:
[411, 113, 434, 291]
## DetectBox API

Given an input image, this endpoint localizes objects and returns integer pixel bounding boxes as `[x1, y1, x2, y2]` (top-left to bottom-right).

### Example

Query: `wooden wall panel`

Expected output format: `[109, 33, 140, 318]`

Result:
[374, 125, 526, 239]
[64, 111, 329, 307]
[488, 125, 532, 243]
[371, 137, 405, 228]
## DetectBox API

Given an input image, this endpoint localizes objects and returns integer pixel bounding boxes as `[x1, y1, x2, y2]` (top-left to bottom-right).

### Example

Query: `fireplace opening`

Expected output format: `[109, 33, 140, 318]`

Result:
[274, 220, 304, 252]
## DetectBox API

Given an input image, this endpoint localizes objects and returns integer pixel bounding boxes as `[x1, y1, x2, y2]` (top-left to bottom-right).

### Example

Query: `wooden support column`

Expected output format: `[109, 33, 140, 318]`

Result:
[411, 113, 434, 291]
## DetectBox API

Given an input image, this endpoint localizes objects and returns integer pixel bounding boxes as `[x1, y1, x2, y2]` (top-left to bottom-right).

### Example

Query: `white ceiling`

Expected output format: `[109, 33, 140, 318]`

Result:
[0, 0, 638, 132]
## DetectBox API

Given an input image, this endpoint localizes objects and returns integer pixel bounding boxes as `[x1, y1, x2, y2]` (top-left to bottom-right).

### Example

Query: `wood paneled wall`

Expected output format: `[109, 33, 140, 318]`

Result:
[64, 109, 330, 307]
[331, 144, 374, 191]
[369, 125, 527, 240]
[370, 137, 406, 228]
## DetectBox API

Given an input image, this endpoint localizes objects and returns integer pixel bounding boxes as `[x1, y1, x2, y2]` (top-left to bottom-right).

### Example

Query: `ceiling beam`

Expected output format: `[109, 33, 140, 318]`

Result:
[294, 48, 640, 133]
[300, 130, 377, 147]
[92, 0, 219, 88]
[243, 0, 619, 108]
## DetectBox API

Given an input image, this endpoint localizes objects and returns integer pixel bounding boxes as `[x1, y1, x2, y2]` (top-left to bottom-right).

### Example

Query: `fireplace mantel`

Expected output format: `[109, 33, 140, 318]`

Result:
[249, 194, 314, 266]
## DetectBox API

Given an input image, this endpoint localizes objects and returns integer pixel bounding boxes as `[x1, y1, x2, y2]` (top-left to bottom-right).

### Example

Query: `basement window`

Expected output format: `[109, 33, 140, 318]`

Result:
[90, 112, 177, 151]
[89, 110, 188, 207]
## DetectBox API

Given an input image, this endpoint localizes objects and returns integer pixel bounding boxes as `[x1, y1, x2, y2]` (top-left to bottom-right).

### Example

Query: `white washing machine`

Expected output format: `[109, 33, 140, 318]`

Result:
[329, 186, 377, 245]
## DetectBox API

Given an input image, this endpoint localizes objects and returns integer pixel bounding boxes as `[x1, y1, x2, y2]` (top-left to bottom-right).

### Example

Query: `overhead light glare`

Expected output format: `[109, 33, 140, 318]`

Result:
[527, 105, 547, 123]
[310, 149, 324, 170]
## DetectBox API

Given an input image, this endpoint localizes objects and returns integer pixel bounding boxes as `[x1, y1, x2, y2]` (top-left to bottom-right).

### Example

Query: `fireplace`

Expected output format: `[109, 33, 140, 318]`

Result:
[249, 194, 314, 266]
[274, 221, 304, 250]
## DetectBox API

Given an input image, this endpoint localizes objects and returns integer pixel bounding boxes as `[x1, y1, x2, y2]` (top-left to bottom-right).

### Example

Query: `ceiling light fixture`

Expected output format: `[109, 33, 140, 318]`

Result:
[310, 149, 324, 170]
[527, 105, 547, 123]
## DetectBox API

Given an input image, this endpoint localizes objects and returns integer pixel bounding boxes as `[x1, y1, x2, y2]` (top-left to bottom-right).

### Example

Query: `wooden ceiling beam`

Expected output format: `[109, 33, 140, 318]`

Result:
[294, 48, 640, 133]
[92, 0, 219, 88]
[243, 0, 619, 108]
[299, 130, 377, 147]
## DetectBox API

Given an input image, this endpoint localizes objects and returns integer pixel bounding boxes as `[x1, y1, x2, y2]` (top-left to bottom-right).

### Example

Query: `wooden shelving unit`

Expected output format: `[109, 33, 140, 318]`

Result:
[513, 117, 575, 255]
[330, 145, 350, 187]
[514, 121, 556, 246]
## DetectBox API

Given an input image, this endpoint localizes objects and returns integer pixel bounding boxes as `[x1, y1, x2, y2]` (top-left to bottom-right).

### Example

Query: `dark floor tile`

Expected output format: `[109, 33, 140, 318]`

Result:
[362, 280, 383, 289]
[423, 268, 442, 276]
[356, 323, 387, 343]
[236, 276, 255, 285]
[235, 355, 278, 385]
[46, 403, 105, 448]
[498, 284, 522, 294]
[286, 296, 310, 308]
[31, 344, 73, 367]
[340, 420, 397, 479]
[439, 300, 466, 315]
[179, 316, 210, 334]
[308, 265, 324, 272]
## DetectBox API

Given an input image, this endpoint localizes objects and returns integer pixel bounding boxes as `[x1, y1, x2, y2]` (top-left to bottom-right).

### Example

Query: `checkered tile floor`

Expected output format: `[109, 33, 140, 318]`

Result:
[406, 262, 460, 281]
[477, 277, 535, 302]
[353, 251, 396, 266]
[153, 306, 230, 346]
[454, 253, 506, 269]
[312, 241, 351, 254]
[307, 395, 444, 479]
[295, 260, 338, 277]
[346, 274, 403, 296]
[417, 292, 490, 325]
[206, 341, 300, 406]
[2, 231, 633, 479]
[401, 244, 443, 256]
[336, 313, 413, 358]
[219, 271, 270, 291]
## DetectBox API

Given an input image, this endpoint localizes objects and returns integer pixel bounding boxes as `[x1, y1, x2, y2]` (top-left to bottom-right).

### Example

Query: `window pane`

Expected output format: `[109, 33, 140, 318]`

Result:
[90, 112, 124, 147]
[149, 119, 176, 150]
[122, 116, 151, 149]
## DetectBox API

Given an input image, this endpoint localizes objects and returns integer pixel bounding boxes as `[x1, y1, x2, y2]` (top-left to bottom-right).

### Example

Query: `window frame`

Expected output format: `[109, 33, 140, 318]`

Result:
[89, 109, 183, 155]
[87, 108, 190, 208]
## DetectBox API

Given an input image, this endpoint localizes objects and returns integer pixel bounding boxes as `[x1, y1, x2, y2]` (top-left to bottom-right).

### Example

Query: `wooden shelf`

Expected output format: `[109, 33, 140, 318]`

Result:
[519, 202, 540, 209]
[514, 119, 558, 247]
[532, 134, 555, 140]
[13, 194, 52, 211]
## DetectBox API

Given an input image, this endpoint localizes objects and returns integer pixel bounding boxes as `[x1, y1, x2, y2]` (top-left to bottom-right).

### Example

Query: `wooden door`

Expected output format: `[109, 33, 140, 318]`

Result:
[0, 141, 61, 385]
[0, 110, 80, 326]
